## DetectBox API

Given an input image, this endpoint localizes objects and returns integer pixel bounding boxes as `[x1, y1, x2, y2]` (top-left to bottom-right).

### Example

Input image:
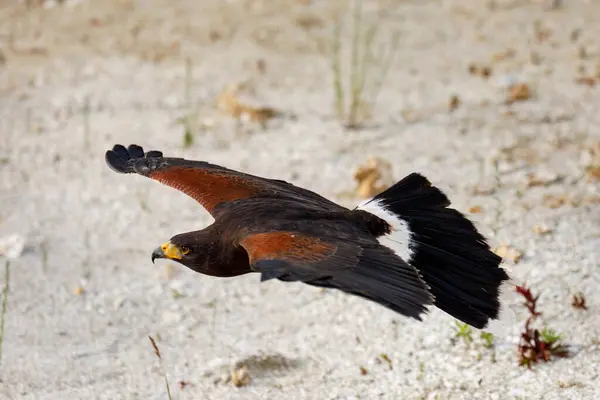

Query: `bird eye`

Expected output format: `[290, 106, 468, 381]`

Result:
[181, 246, 190, 255]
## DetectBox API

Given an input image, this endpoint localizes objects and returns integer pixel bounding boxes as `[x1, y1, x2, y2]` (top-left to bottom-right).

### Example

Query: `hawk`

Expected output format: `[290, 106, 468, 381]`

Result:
[106, 144, 509, 329]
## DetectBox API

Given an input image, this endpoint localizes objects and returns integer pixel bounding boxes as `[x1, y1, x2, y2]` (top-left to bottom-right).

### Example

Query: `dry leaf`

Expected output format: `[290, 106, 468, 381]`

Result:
[231, 365, 251, 387]
[449, 95, 460, 112]
[558, 381, 586, 389]
[586, 166, 600, 182]
[532, 224, 552, 235]
[507, 83, 531, 103]
[468, 205, 483, 214]
[575, 77, 596, 87]
[587, 142, 600, 160]
[73, 286, 85, 295]
[468, 63, 492, 78]
[581, 195, 600, 205]
[295, 13, 323, 30]
[359, 366, 368, 375]
[353, 158, 393, 198]
[471, 184, 496, 196]
[534, 22, 552, 43]
[491, 49, 515, 62]
[256, 59, 266, 75]
[582, 143, 600, 182]
[148, 336, 161, 359]
[542, 194, 569, 209]
[494, 244, 523, 263]
[570, 28, 581, 42]
[526, 172, 561, 188]
[209, 30, 222, 42]
[179, 380, 191, 390]
[217, 85, 280, 126]
[571, 293, 587, 310]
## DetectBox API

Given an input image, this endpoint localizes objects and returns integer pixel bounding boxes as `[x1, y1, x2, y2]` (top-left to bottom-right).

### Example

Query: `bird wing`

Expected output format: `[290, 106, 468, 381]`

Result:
[105, 144, 345, 218]
[238, 229, 433, 320]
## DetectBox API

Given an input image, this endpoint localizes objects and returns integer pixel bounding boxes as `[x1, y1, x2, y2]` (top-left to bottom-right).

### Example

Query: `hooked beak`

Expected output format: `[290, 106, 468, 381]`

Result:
[151, 241, 183, 264]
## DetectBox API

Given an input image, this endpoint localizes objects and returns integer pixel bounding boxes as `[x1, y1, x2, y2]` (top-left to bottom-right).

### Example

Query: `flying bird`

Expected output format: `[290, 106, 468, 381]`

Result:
[105, 144, 509, 329]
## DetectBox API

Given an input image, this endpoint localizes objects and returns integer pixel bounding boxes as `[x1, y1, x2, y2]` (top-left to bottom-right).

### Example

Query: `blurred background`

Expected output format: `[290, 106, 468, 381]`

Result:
[0, 0, 599, 399]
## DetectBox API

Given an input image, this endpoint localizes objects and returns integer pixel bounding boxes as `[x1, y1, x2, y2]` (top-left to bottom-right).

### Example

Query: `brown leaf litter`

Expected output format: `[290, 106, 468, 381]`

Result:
[491, 48, 516, 62]
[468, 205, 483, 214]
[575, 76, 596, 87]
[73, 286, 85, 295]
[542, 194, 570, 209]
[571, 293, 588, 310]
[494, 243, 524, 264]
[583, 142, 600, 182]
[526, 172, 562, 188]
[468, 63, 492, 78]
[532, 224, 552, 236]
[231, 365, 252, 387]
[448, 95, 460, 112]
[542, 193, 600, 209]
[207, 353, 304, 387]
[217, 84, 282, 127]
[353, 157, 393, 198]
[506, 83, 532, 104]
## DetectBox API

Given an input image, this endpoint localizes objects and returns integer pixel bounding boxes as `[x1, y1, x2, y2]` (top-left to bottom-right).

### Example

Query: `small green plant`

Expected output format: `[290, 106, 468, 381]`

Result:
[516, 284, 569, 368]
[177, 57, 196, 149]
[330, 0, 400, 129]
[480, 332, 495, 348]
[540, 328, 564, 346]
[0, 261, 10, 366]
[170, 288, 184, 299]
[417, 361, 425, 380]
[453, 321, 473, 344]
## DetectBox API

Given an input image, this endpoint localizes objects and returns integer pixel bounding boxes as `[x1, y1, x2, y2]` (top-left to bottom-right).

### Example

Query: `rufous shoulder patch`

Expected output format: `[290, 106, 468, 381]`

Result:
[241, 231, 336, 264]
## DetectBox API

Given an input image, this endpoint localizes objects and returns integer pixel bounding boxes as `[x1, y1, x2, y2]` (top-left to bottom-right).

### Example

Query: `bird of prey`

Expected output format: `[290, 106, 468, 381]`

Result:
[105, 144, 509, 329]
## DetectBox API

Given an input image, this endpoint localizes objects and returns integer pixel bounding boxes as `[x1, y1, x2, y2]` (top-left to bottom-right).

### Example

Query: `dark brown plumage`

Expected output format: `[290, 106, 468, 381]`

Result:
[106, 144, 510, 329]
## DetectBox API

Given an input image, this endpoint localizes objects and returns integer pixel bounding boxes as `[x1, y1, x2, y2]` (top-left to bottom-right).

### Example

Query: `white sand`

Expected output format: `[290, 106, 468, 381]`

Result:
[0, 1, 599, 399]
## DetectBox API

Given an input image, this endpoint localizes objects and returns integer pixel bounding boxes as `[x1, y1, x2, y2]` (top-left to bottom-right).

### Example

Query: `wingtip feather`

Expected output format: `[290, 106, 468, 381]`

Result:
[105, 149, 131, 174]
[105, 143, 164, 175]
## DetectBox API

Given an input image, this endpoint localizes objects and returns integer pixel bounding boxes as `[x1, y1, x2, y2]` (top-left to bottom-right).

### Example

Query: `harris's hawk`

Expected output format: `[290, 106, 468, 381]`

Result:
[105, 144, 509, 329]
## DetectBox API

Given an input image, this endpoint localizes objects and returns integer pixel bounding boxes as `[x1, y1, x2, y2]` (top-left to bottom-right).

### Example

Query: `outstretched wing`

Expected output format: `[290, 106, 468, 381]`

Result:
[239, 229, 434, 320]
[105, 144, 345, 218]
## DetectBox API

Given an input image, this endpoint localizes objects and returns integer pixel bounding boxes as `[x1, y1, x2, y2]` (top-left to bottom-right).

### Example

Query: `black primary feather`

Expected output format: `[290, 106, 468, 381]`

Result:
[361, 173, 509, 329]
[105, 144, 165, 175]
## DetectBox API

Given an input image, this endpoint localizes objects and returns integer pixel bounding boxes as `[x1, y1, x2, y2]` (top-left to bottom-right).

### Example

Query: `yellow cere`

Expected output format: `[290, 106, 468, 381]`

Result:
[161, 241, 183, 260]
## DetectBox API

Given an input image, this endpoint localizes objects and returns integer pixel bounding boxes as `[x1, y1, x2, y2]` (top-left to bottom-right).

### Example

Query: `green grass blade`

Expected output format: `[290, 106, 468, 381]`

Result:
[366, 30, 400, 110]
[331, 14, 344, 118]
[0, 261, 10, 366]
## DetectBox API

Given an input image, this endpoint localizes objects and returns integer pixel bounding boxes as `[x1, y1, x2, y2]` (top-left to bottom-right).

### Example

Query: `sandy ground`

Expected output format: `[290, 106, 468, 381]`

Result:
[1, 0, 599, 399]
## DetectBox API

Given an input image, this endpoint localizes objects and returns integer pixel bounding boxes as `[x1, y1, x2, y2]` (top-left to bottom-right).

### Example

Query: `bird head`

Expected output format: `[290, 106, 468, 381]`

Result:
[151, 230, 251, 278]
[152, 233, 203, 268]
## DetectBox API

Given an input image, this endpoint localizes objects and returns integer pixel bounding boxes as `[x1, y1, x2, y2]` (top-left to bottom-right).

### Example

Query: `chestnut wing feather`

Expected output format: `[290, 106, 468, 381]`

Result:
[105, 144, 345, 217]
[238, 230, 433, 320]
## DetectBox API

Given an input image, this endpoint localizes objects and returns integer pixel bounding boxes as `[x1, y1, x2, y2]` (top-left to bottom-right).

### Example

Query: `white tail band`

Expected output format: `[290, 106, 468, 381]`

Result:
[358, 199, 414, 264]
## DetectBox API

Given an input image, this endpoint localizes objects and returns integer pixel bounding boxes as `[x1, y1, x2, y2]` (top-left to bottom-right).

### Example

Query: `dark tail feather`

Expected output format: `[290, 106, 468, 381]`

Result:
[362, 173, 510, 329]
